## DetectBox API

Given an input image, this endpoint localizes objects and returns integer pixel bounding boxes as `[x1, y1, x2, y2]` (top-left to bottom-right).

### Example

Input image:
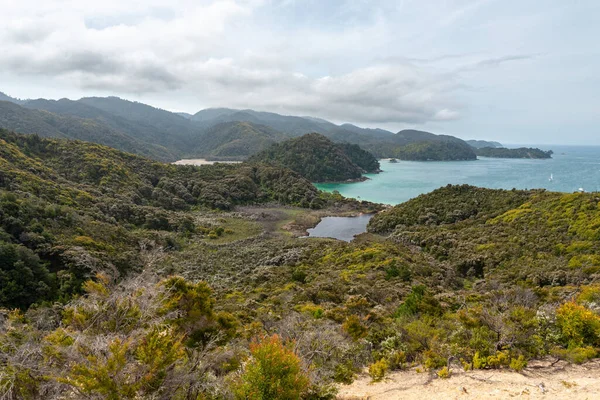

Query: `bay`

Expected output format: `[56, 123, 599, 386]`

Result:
[315, 145, 600, 205]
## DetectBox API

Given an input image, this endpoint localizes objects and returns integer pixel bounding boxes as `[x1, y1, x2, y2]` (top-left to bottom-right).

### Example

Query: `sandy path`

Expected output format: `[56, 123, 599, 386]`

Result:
[337, 359, 600, 400]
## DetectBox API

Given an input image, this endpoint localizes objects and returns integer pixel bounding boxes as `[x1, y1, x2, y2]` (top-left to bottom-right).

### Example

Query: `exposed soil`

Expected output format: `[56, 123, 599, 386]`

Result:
[337, 359, 600, 400]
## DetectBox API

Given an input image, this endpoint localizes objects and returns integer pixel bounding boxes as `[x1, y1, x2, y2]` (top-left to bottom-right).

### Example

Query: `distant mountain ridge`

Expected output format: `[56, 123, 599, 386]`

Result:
[193, 121, 287, 159]
[0, 91, 25, 105]
[467, 139, 503, 149]
[1, 92, 481, 162]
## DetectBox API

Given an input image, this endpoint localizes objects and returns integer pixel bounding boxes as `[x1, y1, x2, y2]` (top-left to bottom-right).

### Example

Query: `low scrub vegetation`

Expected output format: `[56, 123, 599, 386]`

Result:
[1, 131, 599, 398]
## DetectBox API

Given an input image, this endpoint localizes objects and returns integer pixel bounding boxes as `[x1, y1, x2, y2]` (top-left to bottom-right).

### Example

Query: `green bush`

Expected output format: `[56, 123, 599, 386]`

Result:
[556, 302, 600, 348]
[552, 346, 597, 364]
[232, 335, 309, 400]
[509, 355, 527, 371]
[342, 315, 368, 341]
[437, 366, 451, 379]
[368, 359, 389, 382]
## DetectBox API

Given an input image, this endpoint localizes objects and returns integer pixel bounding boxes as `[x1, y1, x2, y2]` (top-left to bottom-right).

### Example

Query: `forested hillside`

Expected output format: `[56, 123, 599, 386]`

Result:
[193, 121, 287, 159]
[2, 100, 178, 161]
[0, 129, 331, 309]
[249, 133, 380, 182]
[476, 146, 553, 159]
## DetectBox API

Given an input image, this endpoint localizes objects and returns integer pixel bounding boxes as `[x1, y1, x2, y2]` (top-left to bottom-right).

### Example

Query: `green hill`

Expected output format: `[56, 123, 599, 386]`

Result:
[248, 133, 380, 182]
[25, 97, 201, 158]
[392, 139, 477, 161]
[369, 183, 600, 287]
[193, 121, 287, 159]
[475, 147, 553, 159]
[2, 101, 177, 161]
[0, 129, 324, 308]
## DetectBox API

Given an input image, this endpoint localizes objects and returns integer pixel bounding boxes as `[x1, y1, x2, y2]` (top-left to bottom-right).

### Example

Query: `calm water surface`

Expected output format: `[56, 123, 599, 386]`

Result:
[305, 214, 373, 241]
[316, 145, 600, 205]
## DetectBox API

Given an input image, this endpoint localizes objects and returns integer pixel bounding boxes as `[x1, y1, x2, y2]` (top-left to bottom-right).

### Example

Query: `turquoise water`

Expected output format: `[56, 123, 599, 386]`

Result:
[316, 146, 600, 205]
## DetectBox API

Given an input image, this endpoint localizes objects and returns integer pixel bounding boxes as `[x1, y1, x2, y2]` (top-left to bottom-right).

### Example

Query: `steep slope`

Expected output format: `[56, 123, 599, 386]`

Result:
[249, 133, 380, 182]
[77, 96, 203, 153]
[1, 101, 176, 161]
[193, 121, 288, 159]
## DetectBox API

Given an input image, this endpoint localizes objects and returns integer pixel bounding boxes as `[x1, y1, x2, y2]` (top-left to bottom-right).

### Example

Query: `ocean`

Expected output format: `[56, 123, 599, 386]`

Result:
[315, 145, 600, 205]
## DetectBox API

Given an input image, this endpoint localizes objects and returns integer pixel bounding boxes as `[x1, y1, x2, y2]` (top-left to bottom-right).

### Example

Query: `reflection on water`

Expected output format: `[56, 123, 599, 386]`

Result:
[305, 214, 373, 242]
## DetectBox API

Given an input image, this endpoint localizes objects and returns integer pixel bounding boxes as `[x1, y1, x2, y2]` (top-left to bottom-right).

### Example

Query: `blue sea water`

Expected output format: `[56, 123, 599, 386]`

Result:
[315, 145, 600, 205]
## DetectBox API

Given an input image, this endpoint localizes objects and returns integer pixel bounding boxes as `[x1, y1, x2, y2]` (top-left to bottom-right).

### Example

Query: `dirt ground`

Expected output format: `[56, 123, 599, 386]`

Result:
[337, 359, 600, 400]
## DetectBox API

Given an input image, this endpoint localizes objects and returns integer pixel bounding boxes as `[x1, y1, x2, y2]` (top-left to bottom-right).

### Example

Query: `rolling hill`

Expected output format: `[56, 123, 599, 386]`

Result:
[1, 101, 176, 161]
[193, 121, 288, 159]
[249, 133, 380, 182]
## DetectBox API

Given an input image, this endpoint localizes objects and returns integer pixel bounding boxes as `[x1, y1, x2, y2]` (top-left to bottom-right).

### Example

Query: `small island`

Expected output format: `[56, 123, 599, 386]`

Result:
[248, 132, 380, 182]
[475, 147, 553, 159]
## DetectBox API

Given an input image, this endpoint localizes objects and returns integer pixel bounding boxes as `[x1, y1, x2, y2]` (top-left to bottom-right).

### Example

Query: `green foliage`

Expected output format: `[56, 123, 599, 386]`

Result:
[395, 285, 442, 318]
[369, 184, 534, 232]
[552, 346, 598, 364]
[342, 315, 368, 340]
[0, 242, 53, 309]
[509, 355, 527, 371]
[555, 302, 600, 348]
[437, 366, 451, 379]
[159, 276, 236, 347]
[233, 334, 309, 400]
[368, 359, 389, 382]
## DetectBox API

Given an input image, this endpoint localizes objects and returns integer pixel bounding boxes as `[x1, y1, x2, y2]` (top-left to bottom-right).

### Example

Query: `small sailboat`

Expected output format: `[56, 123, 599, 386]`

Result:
[548, 173, 553, 182]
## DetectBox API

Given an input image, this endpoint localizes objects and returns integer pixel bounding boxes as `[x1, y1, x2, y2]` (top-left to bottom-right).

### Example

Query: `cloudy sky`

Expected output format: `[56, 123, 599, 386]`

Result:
[1, 0, 598, 144]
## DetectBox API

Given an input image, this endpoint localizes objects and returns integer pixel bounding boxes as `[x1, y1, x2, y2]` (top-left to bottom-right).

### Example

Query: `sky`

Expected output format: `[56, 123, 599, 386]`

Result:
[0, 0, 598, 144]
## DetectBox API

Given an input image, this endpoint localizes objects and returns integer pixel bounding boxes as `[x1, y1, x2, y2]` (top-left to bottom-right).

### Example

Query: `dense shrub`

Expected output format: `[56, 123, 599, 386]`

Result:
[232, 335, 309, 399]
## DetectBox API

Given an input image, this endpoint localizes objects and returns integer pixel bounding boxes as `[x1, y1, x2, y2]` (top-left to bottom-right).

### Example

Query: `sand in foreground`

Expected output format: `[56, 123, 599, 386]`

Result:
[337, 359, 600, 400]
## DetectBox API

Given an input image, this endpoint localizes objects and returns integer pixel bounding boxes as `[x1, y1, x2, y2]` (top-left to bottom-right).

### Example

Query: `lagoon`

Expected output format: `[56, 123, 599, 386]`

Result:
[305, 214, 373, 242]
[316, 145, 600, 205]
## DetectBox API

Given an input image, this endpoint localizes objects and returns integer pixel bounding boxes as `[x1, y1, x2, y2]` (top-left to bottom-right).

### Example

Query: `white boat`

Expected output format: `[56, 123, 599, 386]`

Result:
[549, 174, 553, 182]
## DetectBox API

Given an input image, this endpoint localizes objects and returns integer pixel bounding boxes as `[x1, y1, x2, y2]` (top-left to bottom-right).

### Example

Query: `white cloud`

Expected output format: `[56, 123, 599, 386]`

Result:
[0, 0, 467, 125]
[1, 0, 597, 143]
